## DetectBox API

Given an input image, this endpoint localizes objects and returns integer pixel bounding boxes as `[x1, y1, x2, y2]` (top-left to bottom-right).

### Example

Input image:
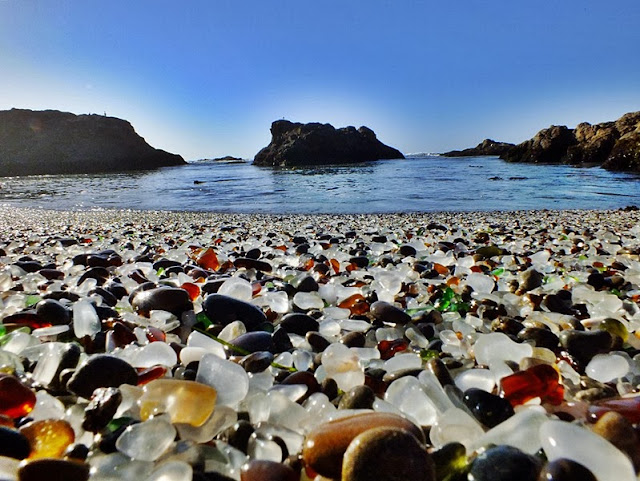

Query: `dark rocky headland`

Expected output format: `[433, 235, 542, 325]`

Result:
[0, 109, 185, 176]
[253, 120, 405, 167]
[442, 139, 515, 157]
[500, 111, 640, 171]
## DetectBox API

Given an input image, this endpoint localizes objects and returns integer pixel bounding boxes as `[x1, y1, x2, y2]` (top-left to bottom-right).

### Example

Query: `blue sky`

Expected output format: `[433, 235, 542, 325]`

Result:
[1, 1, 639, 160]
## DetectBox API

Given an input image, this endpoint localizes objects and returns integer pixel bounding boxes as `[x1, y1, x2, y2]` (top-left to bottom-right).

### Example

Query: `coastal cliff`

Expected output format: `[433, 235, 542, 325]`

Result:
[501, 111, 640, 171]
[253, 120, 404, 167]
[0, 109, 185, 176]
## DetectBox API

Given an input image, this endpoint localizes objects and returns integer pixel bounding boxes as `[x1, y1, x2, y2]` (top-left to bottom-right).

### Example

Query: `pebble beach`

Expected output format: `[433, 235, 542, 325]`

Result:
[2, 206, 640, 480]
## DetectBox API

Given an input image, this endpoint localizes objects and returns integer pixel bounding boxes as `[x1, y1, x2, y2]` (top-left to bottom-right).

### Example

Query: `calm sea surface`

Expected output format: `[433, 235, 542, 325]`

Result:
[1, 156, 640, 213]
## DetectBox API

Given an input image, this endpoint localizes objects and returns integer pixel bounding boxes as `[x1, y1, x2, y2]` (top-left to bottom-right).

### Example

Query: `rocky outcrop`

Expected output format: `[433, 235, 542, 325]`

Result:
[500, 111, 640, 171]
[253, 120, 404, 166]
[501, 126, 577, 164]
[442, 139, 515, 157]
[0, 109, 185, 176]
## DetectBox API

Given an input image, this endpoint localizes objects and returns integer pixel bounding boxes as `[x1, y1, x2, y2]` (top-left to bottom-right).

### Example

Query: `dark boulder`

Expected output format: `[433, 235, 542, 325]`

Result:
[501, 125, 577, 164]
[500, 110, 640, 172]
[0, 109, 185, 176]
[602, 129, 640, 171]
[253, 120, 404, 166]
[442, 139, 515, 157]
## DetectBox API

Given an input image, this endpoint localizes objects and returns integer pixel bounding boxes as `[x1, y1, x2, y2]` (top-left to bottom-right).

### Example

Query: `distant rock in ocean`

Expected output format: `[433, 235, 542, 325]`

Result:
[253, 120, 404, 167]
[442, 139, 515, 157]
[501, 111, 640, 172]
[0, 109, 185, 176]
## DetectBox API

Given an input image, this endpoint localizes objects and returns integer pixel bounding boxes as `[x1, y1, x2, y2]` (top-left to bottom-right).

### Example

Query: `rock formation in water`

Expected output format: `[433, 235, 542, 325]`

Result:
[0, 109, 185, 176]
[500, 111, 640, 172]
[253, 120, 405, 167]
[442, 139, 515, 157]
[212, 156, 244, 162]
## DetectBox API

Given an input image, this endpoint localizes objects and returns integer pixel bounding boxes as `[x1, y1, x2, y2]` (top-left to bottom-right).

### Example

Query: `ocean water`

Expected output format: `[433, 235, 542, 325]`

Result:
[1, 156, 639, 213]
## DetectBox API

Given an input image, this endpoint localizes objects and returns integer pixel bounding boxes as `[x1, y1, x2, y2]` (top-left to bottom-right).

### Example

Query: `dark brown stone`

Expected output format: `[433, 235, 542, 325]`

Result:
[18, 458, 90, 481]
[131, 286, 193, 317]
[240, 459, 298, 481]
[302, 412, 425, 479]
[341, 427, 435, 481]
[66, 355, 137, 399]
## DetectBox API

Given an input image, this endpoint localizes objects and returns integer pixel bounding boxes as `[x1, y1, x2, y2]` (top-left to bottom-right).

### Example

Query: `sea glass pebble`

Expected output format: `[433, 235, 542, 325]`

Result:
[115, 416, 176, 461]
[473, 332, 532, 365]
[385, 376, 437, 426]
[500, 363, 563, 406]
[139, 378, 217, 426]
[145, 460, 193, 481]
[468, 408, 548, 454]
[0, 375, 36, 418]
[196, 353, 249, 407]
[429, 407, 484, 450]
[540, 419, 636, 481]
[320, 343, 364, 392]
[19, 419, 75, 459]
[462, 388, 514, 428]
[131, 341, 178, 368]
[585, 353, 629, 382]
[72, 300, 102, 338]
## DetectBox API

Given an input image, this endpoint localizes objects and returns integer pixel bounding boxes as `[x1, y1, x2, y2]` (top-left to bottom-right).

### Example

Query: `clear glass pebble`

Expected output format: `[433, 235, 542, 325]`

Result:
[430, 407, 484, 449]
[473, 332, 533, 365]
[73, 300, 101, 338]
[540, 419, 636, 481]
[29, 390, 66, 421]
[115, 416, 177, 462]
[585, 353, 630, 383]
[144, 460, 193, 481]
[187, 330, 227, 357]
[196, 353, 249, 407]
[466, 273, 495, 294]
[132, 341, 178, 368]
[247, 433, 283, 462]
[468, 407, 548, 454]
[383, 352, 422, 373]
[385, 376, 437, 426]
[31, 342, 64, 386]
[293, 292, 324, 310]
[320, 343, 364, 391]
[1, 330, 37, 354]
[454, 368, 496, 393]
[218, 277, 253, 302]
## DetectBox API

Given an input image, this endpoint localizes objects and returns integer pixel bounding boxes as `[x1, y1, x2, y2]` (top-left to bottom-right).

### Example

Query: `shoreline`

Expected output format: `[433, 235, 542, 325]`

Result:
[1, 205, 640, 479]
[1, 205, 638, 228]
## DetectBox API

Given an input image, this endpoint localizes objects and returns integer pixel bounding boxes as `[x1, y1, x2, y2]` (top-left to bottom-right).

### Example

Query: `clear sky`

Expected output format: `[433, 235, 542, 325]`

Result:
[1, 1, 639, 160]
